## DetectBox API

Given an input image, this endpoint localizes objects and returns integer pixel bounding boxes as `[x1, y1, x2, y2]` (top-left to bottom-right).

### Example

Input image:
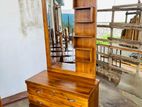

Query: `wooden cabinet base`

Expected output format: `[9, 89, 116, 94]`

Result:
[0, 97, 2, 107]
[26, 71, 99, 107]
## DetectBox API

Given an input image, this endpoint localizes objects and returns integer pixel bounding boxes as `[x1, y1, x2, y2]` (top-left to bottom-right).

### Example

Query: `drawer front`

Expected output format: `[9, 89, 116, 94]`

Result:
[27, 84, 88, 107]
[29, 94, 69, 107]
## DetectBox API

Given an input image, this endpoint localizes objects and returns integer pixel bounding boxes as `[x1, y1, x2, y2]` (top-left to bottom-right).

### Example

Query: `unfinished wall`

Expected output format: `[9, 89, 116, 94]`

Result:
[0, 0, 46, 98]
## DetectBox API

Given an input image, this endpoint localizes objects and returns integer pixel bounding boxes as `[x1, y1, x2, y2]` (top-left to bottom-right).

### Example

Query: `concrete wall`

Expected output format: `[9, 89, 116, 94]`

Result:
[0, 0, 47, 98]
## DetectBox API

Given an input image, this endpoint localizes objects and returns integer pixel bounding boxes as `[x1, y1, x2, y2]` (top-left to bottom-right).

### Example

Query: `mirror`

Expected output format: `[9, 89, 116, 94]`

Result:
[46, 0, 76, 71]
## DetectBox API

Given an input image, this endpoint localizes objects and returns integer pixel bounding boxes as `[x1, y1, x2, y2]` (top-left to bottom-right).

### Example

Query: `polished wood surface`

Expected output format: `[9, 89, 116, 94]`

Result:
[41, 0, 51, 68]
[26, 71, 99, 107]
[42, 0, 97, 79]
[26, 0, 99, 106]
[0, 97, 2, 107]
[74, 0, 97, 78]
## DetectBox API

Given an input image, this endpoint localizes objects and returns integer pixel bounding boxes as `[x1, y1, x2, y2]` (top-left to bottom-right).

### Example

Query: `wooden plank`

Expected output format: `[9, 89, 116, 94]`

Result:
[41, 0, 52, 67]
[97, 38, 141, 47]
[110, 45, 142, 54]
[108, 37, 142, 45]
[112, 7, 142, 11]
[73, 0, 96, 8]
[97, 44, 142, 54]
[110, 22, 142, 30]
[110, 65, 134, 75]
[97, 52, 139, 64]
[74, 0, 97, 77]
[113, 3, 142, 8]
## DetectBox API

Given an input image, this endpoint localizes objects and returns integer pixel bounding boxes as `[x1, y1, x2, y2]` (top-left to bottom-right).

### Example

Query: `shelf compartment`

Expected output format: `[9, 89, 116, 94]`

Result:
[75, 7, 94, 23]
[73, 0, 96, 8]
[75, 23, 96, 36]
[74, 35, 94, 38]
[73, 37, 95, 48]
[76, 48, 93, 63]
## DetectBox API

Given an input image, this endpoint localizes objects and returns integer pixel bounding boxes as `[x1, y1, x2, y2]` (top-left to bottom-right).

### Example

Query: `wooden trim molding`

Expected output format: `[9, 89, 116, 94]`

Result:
[2, 91, 28, 106]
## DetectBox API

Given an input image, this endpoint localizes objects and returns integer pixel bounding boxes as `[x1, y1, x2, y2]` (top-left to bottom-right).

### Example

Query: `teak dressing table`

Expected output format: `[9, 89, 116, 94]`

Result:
[26, 0, 99, 107]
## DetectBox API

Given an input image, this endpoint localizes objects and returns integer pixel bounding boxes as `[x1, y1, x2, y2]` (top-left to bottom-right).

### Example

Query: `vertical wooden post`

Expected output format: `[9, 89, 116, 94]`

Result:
[137, 11, 142, 75]
[108, 9, 115, 81]
[41, 0, 52, 68]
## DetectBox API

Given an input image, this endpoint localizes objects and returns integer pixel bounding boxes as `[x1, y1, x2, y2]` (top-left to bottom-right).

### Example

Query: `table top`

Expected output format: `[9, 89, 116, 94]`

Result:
[26, 71, 99, 98]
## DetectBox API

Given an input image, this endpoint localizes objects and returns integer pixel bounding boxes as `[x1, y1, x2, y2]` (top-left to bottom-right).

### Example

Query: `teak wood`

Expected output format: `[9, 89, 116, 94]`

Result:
[44, 0, 97, 79]
[26, 71, 99, 107]
[26, 0, 99, 106]
[0, 97, 2, 107]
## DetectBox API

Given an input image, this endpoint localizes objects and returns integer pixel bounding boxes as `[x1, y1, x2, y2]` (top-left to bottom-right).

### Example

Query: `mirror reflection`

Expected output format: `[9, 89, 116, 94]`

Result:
[47, 0, 75, 70]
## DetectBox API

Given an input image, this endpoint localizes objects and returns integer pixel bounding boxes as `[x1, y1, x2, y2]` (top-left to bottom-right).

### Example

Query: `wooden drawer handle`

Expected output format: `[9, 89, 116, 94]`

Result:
[36, 90, 42, 94]
[38, 101, 43, 105]
[60, 93, 76, 103]
[67, 98, 76, 102]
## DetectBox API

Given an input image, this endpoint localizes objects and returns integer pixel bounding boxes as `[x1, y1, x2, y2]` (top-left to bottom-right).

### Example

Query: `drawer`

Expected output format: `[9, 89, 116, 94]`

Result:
[27, 84, 88, 107]
[29, 94, 69, 107]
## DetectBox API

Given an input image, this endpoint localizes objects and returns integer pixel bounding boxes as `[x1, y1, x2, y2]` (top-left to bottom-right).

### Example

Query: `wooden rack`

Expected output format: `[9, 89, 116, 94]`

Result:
[97, 3, 142, 81]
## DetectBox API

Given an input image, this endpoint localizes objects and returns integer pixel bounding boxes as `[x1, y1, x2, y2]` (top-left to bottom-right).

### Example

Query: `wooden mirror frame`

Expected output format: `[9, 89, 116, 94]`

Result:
[41, 0, 97, 79]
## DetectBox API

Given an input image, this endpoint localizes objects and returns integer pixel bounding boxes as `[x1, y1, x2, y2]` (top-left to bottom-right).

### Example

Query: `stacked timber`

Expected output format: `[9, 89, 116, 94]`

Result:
[121, 15, 140, 41]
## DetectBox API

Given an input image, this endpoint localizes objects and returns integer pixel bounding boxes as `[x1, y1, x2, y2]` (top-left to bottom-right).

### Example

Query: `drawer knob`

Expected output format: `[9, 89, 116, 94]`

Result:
[67, 98, 76, 102]
[36, 90, 42, 94]
[37, 101, 43, 105]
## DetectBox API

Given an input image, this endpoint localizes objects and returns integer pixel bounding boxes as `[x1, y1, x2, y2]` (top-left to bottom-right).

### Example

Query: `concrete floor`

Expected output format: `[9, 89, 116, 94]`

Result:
[4, 77, 138, 107]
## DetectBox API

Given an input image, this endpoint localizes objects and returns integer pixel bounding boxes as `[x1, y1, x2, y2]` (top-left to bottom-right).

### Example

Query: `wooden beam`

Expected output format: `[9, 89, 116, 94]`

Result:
[2, 91, 27, 106]
[97, 38, 140, 47]
[113, 3, 142, 8]
[110, 22, 142, 30]
[97, 44, 142, 54]
[110, 45, 142, 54]
[41, 0, 52, 67]
[108, 37, 142, 45]
[97, 52, 139, 64]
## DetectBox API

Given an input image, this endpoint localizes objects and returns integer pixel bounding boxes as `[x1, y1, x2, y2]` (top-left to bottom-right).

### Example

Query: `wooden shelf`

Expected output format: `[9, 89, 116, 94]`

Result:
[74, 35, 94, 38]
[76, 48, 93, 63]
[73, 37, 95, 48]
[74, 6, 93, 10]
[73, 0, 96, 8]
[75, 7, 94, 23]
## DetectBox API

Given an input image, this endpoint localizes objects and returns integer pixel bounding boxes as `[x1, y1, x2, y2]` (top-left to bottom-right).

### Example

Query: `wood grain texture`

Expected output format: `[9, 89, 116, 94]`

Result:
[27, 0, 99, 106]
[0, 97, 2, 107]
[73, 0, 96, 8]
[75, 7, 94, 23]
[74, 0, 97, 78]
[41, 0, 51, 67]
[26, 71, 99, 107]
[41, 0, 97, 79]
